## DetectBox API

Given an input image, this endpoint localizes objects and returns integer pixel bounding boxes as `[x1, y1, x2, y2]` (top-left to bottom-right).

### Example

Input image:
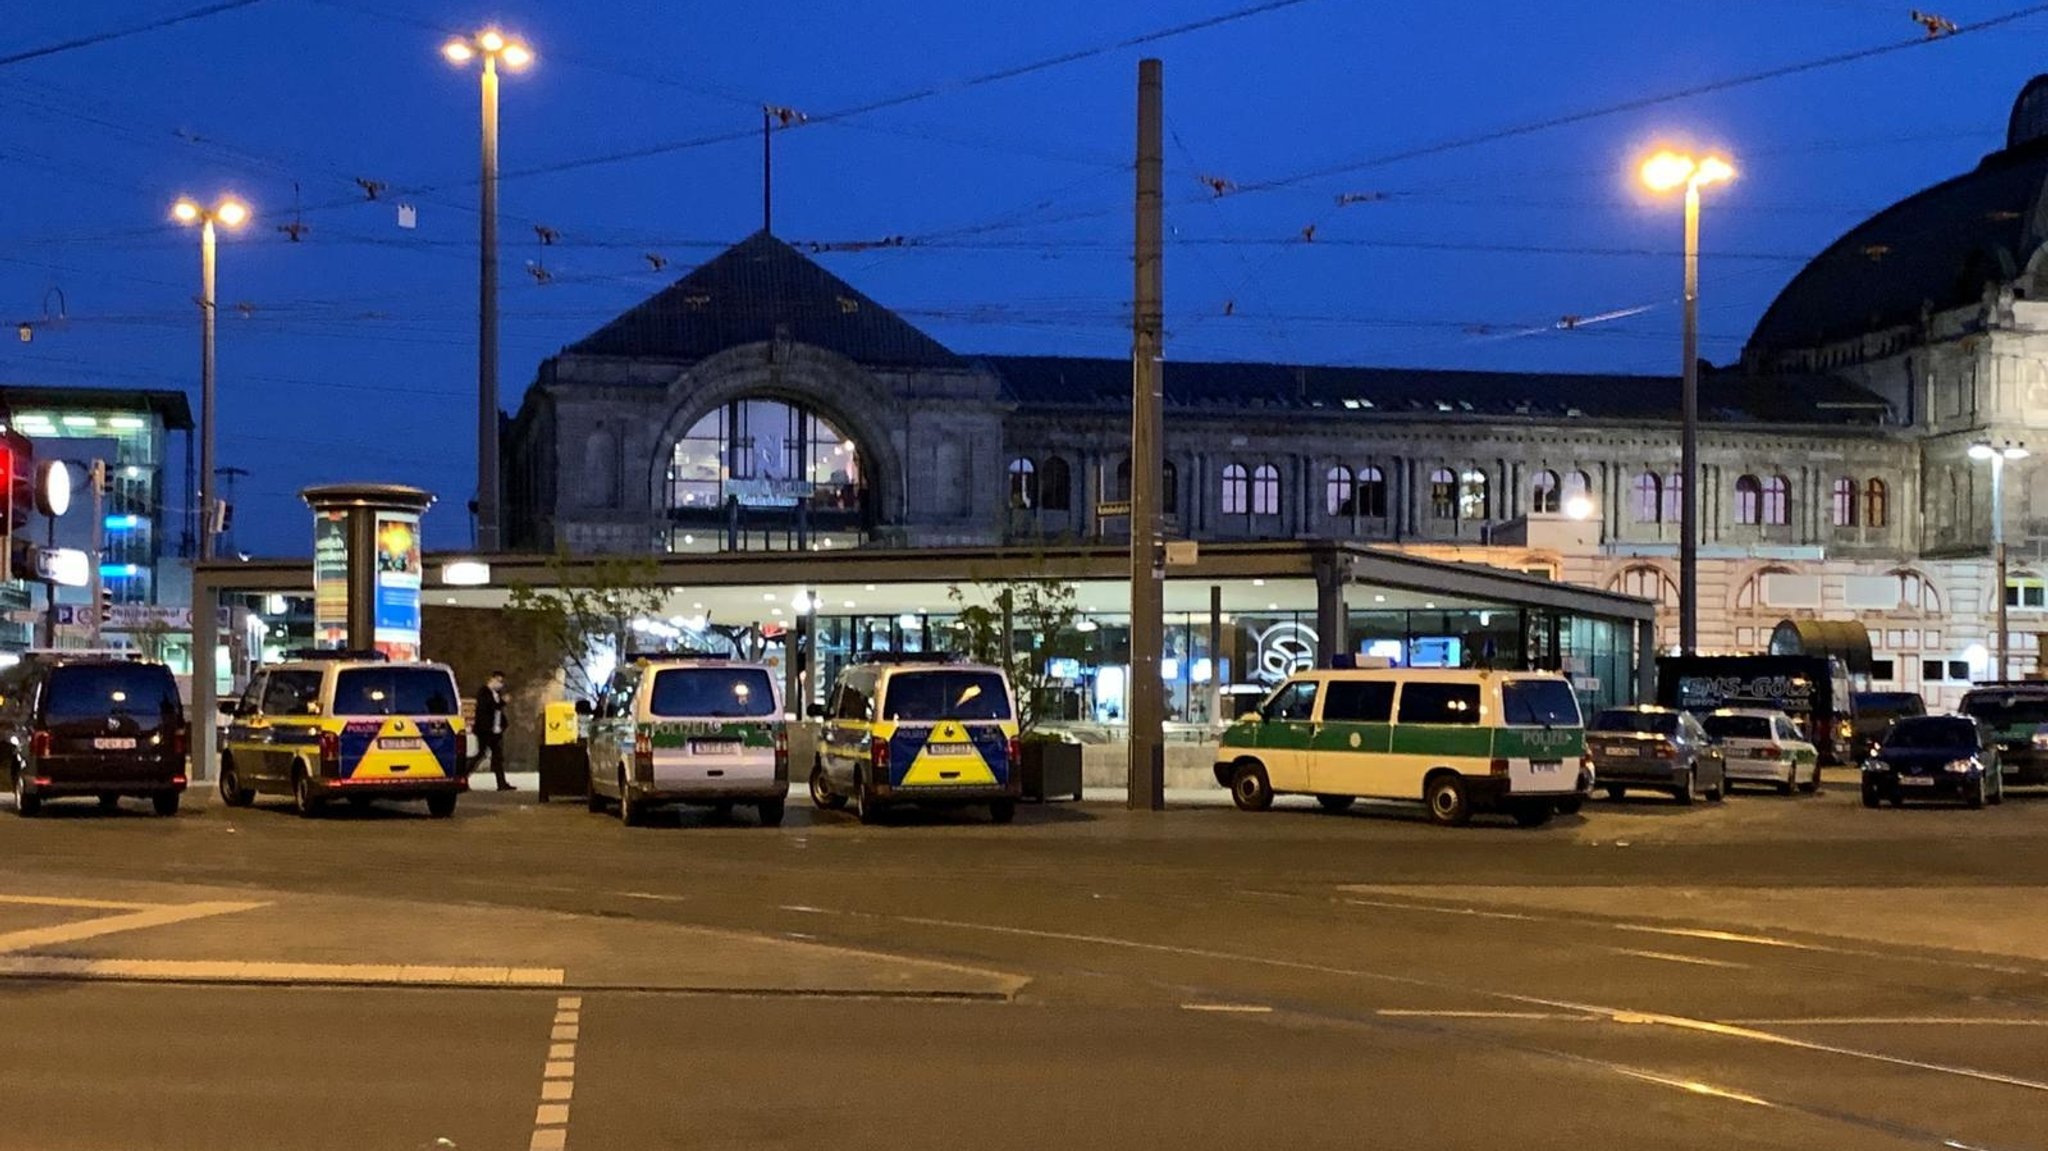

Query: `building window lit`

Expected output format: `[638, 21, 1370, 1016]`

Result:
[1457, 469, 1488, 522]
[1358, 465, 1388, 518]
[1662, 472, 1683, 523]
[1831, 476, 1858, 527]
[1734, 474, 1763, 525]
[1326, 466, 1355, 516]
[1007, 457, 1036, 509]
[1762, 474, 1790, 525]
[1221, 464, 1248, 515]
[1865, 477, 1889, 528]
[1632, 472, 1662, 524]
[1250, 464, 1280, 516]
[1429, 468, 1456, 519]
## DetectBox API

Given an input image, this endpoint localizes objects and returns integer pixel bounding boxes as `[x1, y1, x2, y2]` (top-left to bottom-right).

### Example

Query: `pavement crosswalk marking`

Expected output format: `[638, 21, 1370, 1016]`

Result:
[530, 995, 582, 1151]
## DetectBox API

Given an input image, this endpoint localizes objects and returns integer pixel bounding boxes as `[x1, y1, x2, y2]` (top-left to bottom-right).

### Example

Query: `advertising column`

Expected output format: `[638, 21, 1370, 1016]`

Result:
[372, 512, 423, 661]
[300, 484, 435, 655]
[313, 511, 349, 649]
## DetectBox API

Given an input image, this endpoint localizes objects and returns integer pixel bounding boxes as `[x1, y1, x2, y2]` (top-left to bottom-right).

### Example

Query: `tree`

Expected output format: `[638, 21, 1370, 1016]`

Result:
[947, 577, 1082, 734]
[504, 551, 667, 697]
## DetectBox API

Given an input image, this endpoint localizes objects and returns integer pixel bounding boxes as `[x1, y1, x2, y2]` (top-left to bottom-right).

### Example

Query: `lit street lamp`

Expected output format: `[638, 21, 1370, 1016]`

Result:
[444, 28, 531, 553]
[172, 195, 250, 563]
[1641, 149, 1734, 656]
[1970, 440, 2029, 680]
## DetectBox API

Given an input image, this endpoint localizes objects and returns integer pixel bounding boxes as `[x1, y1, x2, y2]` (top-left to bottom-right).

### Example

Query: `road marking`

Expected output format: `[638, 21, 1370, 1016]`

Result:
[1610, 948, 1751, 970]
[1376, 1009, 1587, 1021]
[0, 956, 566, 986]
[1728, 1017, 2048, 1027]
[0, 894, 151, 911]
[779, 905, 831, 915]
[0, 900, 266, 954]
[1179, 1003, 1272, 1014]
[1611, 1067, 1775, 1108]
[529, 995, 582, 1151]
[619, 892, 688, 903]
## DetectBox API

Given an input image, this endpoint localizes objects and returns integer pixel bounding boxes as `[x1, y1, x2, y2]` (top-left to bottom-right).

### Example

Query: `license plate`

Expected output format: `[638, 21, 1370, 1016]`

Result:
[1605, 746, 1639, 758]
[92, 737, 136, 751]
[1899, 775, 1935, 787]
[1529, 760, 1561, 773]
[689, 741, 739, 756]
[378, 737, 424, 751]
[928, 742, 973, 757]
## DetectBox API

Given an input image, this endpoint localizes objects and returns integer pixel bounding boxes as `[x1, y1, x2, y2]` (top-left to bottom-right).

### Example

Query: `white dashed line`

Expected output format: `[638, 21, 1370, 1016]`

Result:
[1179, 1003, 1273, 1014]
[530, 996, 582, 1151]
[1609, 947, 1751, 970]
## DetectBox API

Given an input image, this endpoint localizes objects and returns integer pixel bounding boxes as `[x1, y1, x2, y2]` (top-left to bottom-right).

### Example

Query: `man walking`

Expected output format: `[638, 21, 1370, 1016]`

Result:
[472, 670, 513, 791]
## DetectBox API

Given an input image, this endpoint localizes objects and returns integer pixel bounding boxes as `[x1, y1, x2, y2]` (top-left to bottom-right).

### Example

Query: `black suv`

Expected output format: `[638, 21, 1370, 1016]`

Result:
[1, 654, 189, 817]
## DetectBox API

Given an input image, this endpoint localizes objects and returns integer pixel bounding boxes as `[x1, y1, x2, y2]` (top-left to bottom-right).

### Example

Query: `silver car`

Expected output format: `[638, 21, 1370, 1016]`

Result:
[1586, 706, 1725, 804]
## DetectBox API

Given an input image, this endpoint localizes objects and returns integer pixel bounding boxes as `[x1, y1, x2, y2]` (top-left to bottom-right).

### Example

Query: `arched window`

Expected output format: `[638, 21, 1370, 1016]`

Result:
[1221, 464, 1248, 515]
[1007, 458, 1037, 510]
[1251, 464, 1281, 516]
[1608, 564, 1677, 605]
[1662, 472, 1683, 523]
[1734, 475, 1763, 525]
[1039, 457, 1072, 511]
[1865, 477, 1888, 528]
[1458, 469, 1489, 522]
[1429, 468, 1457, 519]
[1893, 569, 1941, 613]
[1632, 472, 1662, 524]
[1530, 469, 1560, 515]
[1831, 477, 1857, 527]
[668, 397, 864, 513]
[1762, 475, 1790, 525]
[1326, 466, 1356, 516]
[1161, 460, 1179, 515]
[1358, 466, 1388, 518]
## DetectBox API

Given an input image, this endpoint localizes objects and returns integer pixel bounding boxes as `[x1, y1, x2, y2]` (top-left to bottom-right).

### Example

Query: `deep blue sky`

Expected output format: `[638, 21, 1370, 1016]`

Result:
[3, 0, 2046, 556]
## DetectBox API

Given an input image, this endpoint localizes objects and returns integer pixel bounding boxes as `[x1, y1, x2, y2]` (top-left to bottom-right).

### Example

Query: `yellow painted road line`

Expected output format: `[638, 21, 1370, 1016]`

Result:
[1377, 1009, 1589, 1021]
[1178, 1003, 1273, 1014]
[1611, 1067, 1776, 1108]
[531, 995, 582, 1151]
[0, 894, 151, 911]
[1609, 948, 1752, 970]
[0, 900, 267, 954]
[0, 957, 566, 986]
[1727, 1017, 2048, 1027]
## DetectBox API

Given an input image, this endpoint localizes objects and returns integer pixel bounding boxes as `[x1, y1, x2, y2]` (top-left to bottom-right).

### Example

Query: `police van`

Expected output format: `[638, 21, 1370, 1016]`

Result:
[1215, 665, 1585, 827]
[218, 652, 467, 818]
[585, 656, 790, 827]
[808, 654, 1021, 825]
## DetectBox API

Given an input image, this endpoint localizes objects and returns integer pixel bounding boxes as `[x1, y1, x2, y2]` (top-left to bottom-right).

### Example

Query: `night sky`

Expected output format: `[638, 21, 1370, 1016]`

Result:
[4, 0, 2046, 555]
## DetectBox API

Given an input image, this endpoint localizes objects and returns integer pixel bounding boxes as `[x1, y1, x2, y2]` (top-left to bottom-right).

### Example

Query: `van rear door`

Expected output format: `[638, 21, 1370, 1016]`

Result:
[40, 663, 185, 783]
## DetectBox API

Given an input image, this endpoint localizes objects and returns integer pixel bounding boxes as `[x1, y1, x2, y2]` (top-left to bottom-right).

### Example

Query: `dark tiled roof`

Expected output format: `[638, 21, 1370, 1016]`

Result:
[983, 355, 1892, 425]
[564, 231, 962, 368]
[1747, 139, 2048, 355]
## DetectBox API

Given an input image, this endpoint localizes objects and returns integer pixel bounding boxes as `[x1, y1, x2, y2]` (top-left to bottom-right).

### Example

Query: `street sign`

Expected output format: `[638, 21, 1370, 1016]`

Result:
[1096, 500, 1132, 518]
[4, 609, 39, 625]
[1164, 540, 1199, 566]
[102, 605, 192, 632]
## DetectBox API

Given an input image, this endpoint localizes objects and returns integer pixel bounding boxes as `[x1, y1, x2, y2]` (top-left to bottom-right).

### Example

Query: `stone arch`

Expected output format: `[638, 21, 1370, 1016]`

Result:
[643, 341, 907, 525]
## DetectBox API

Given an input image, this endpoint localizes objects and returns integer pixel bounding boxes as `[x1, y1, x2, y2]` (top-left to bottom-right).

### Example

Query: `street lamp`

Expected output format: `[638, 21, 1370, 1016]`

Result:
[1640, 149, 1735, 656]
[172, 195, 250, 563]
[443, 28, 531, 554]
[1971, 440, 2029, 681]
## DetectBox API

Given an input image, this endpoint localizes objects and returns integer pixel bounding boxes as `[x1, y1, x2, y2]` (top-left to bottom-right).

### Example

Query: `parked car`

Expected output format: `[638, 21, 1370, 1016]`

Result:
[1586, 706, 1725, 804]
[1861, 714, 2003, 808]
[1851, 690, 1927, 759]
[585, 656, 789, 826]
[1957, 685, 2048, 787]
[1, 653, 188, 817]
[1700, 708, 1820, 795]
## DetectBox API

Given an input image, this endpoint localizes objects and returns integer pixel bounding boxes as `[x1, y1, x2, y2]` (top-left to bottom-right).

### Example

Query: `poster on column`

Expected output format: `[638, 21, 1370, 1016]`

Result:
[312, 511, 349, 649]
[372, 511, 422, 661]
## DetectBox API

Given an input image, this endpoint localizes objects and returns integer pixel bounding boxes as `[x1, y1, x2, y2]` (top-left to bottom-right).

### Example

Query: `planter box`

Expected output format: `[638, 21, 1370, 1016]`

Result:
[1020, 740, 1084, 803]
[536, 742, 590, 803]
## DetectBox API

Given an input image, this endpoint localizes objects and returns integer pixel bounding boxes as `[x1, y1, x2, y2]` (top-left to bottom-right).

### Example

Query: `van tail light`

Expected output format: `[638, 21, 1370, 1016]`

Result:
[1008, 736, 1022, 768]
[1755, 746, 1782, 760]
[633, 729, 653, 773]
[318, 730, 340, 771]
[869, 734, 889, 774]
[1489, 757, 1509, 777]
[170, 725, 188, 760]
[774, 726, 789, 777]
[29, 730, 49, 758]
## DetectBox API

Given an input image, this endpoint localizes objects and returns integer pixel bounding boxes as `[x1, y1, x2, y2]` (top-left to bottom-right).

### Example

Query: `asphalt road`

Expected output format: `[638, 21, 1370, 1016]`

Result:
[3, 781, 2047, 1150]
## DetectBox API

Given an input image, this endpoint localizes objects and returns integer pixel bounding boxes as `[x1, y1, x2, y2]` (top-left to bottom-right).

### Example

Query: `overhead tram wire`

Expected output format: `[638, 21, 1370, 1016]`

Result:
[0, 0, 266, 68]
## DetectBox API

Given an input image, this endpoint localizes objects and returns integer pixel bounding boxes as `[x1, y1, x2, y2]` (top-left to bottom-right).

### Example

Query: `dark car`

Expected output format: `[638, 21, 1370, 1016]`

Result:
[1957, 686, 2048, 786]
[1851, 690, 1927, 758]
[1861, 715, 2003, 809]
[1586, 706, 1725, 804]
[2, 655, 188, 817]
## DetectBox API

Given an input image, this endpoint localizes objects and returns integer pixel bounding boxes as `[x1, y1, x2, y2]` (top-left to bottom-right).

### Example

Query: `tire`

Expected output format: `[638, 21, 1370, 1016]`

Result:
[1424, 772, 1471, 827]
[989, 798, 1016, 825]
[1704, 775, 1724, 803]
[1990, 774, 2005, 805]
[809, 763, 846, 810]
[291, 766, 324, 819]
[13, 766, 39, 817]
[152, 792, 179, 817]
[426, 793, 457, 819]
[757, 798, 786, 827]
[585, 780, 607, 813]
[1554, 796, 1584, 816]
[98, 794, 121, 812]
[1967, 774, 1986, 810]
[1228, 760, 1273, 813]
[1776, 775, 1795, 796]
[1604, 785, 1626, 801]
[1511, 801, 1553, 828]
[218, 759, 255, 808]
[618, 769, 645, 827]
[1315, 794, 1356, 814]
[853, 771, 884, 825]
[1861, 785, 1880, 808]
[1798, 762, 1820, 794]
[1672, 768, 1695, 806]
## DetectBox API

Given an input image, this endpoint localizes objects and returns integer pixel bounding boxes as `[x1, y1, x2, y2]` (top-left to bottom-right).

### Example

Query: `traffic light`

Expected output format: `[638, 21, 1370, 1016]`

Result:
[0, 429, 25, 535]
[98, 584, 113, 628]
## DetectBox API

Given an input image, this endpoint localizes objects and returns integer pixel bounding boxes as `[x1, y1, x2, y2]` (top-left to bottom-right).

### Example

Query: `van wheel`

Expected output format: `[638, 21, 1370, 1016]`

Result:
[152, 793, 180, 817]
[98, 794, 120, 812]
[426, 793, 457, 819]
[1967, 774, 1986, 810]
[585, 779, 607, 813]
[809, 763, 845, 810]
[1861, 784, 1881, 809]
[1555, 796, 1583, 816]
[1315, 794, 1355, 814]
[989, 799, 1016, 825]
[1672, 769, 1695, 806]
[1798, 763, 1821, 794]
[1228, 761, 1273, 812]
[1511, 801, 1553, 828]
[1603, 785, 1626, 801]
[291, 766, 324, 818]
[218, 759, 254, 807]
[853, 771, 884, 826]
[1424, 773, 1470, 827]
[12, 767, 39, 817]
[757, 798, 786, 827]
[618, 769, 645, 827]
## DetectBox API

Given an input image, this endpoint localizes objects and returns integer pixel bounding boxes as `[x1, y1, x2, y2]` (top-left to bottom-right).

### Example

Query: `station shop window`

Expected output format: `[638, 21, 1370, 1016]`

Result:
[1921, 659, 1971, 684]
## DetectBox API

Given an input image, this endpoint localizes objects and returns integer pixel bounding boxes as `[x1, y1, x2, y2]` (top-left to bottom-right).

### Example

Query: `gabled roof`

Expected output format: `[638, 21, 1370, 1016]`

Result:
[563, 231, 962, 369]
[983, 355, 1892, 425]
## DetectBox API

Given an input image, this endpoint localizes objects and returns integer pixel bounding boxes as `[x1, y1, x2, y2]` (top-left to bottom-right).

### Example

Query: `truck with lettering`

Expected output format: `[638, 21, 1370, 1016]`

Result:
[1655, 655, 1857, 766]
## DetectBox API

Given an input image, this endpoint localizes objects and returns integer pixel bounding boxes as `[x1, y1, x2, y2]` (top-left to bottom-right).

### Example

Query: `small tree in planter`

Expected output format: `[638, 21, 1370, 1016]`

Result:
[948, 578, 1086, 800]
[504, 551, 668, 698]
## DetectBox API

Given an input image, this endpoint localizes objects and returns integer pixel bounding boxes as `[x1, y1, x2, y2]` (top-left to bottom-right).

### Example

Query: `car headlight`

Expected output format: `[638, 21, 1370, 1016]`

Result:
[1945, 758, 1980, 774]
[2032, 731, 2048, 750]
[1861, 758, 1888, 773]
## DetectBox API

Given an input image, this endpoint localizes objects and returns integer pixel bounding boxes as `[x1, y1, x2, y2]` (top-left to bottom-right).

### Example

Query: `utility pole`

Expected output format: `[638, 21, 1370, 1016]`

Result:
[200, 215, 218, 563]
[1678, 179, 1700, 655]
[215, 465, 248, 557]
[476, 48, 502, 553]
[88, 460, 104, 646]
[762, 105, 773, 233]
[1127, 58, 1166, 811]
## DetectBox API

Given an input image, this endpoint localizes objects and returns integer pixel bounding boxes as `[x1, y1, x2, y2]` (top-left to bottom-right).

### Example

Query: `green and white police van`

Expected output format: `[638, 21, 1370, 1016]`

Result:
[1214, 666, 1586, 827]
[586, 657, 790, 827]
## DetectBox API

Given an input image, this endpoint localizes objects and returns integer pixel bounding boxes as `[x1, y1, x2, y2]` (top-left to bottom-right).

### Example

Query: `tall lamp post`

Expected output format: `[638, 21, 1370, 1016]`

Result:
[172, 195, 250, 563]
[1641, 149, 1734, 655]
[1971, 440, 2029, 681]
[443, 29, 532, 554]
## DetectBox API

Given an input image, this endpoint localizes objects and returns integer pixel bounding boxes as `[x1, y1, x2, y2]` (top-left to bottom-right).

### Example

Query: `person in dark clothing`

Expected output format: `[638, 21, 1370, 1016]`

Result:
[471, 671, 513, 791]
